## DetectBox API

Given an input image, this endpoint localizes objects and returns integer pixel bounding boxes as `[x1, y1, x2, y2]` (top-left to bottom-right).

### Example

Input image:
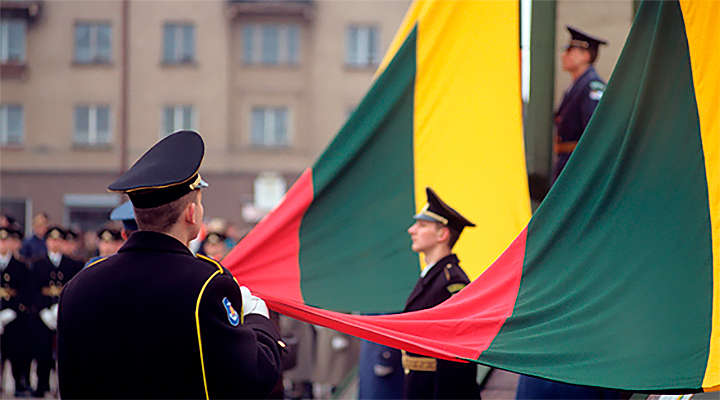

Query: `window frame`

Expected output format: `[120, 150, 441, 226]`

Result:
[345, 24, 380, 68]
[163, 23, 196, 64]
[0, 18, 27, 64]
[0, 104, 24, 147]
[73, 105, 113, 147]
[242, 23, 300, 66]
[250, 106, 290, 148]
[74, 22, 113, 64]
[161, 105, 197, 138]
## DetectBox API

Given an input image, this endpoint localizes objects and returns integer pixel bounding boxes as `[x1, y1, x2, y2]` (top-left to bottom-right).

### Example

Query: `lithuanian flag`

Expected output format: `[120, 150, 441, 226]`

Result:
[223, 0, 531, 314]
[231, 0, 720, 393]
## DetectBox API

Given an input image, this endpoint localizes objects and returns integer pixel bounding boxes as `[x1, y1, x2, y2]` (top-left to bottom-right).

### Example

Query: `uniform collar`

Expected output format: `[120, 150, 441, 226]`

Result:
[0, 251, 11, 270]
[119, 231, 195, 257]
[420, 254, 459, 280]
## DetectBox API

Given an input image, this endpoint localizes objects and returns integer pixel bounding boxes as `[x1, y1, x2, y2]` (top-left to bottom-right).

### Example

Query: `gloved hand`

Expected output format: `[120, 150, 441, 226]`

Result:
[239, 286, 269, 318]
[0, 308, 17, 334]
[40, 303, 58, 331]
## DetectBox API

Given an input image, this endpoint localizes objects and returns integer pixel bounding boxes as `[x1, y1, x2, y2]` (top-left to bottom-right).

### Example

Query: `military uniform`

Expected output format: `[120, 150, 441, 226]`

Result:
[29, 228, 82, 397]
[58, 231, 283, 399]
[553, 25, 607, 182]
[402, 254, 479, 399]
[57, 130, 284, 399]
[402, 188, 480, 399]
[0, 227, 33, 395]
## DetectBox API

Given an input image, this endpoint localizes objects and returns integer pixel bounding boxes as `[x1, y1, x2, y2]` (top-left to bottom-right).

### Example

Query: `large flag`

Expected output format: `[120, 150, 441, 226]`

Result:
[223, 0, 531, 314]
[255, 0, 720, 393]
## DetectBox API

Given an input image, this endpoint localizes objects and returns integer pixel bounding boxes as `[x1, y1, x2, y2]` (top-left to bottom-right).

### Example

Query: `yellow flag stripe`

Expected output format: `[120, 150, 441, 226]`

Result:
[412, 0, 531, 279]
[679, 0, 720, 390]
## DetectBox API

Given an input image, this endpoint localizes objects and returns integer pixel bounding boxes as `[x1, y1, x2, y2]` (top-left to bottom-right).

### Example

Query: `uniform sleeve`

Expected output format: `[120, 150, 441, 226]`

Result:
[197, 271, 283, 399]
[579, 83, 601, 131]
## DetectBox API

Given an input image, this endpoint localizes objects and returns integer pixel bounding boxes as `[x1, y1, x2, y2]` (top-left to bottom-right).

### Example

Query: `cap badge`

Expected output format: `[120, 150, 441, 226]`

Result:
[222, 297, 240, 326]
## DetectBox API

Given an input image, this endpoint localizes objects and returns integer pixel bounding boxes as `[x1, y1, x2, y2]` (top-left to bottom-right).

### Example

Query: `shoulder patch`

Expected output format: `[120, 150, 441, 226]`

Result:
[222, 297, 240, 326]
[589, 81, 606, 91]
[446, 283, 466, 295]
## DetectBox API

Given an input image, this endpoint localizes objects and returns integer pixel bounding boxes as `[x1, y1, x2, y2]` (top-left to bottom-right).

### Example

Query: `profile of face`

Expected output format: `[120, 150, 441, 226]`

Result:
[407, 219, 446, 254]
[188, 190, 205, 241]
[562, 46, 591, 74]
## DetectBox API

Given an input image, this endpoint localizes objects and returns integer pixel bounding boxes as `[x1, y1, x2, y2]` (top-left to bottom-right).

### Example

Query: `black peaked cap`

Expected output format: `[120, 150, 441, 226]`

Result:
[108, 131, 207, 209]
[413, 187, 475, 233]
[566, 25, 607, 50]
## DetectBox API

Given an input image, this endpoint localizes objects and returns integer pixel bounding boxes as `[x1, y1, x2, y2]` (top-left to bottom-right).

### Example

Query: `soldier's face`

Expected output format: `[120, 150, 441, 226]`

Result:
[46, 238, 64, 253]
[562, 47, 590, 73]
[0, 239, 12, 255]
[407, 220, 444, 254]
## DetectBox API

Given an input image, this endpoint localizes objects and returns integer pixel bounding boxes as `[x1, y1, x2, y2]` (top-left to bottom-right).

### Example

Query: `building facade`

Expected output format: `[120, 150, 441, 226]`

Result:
[0, 0, 411, 233]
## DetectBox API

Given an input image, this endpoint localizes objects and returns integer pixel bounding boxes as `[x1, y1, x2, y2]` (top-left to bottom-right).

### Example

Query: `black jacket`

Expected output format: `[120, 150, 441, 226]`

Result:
[1, 255, 32, 359]
[403, 254, 479, 399]
[555, 66, 606, 145]
[57, 231, 283, 399]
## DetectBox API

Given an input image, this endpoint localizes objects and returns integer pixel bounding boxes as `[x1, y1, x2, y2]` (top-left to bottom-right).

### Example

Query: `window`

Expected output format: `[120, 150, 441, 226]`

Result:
[0, 105, 24, 146]
[75, 23, 112, 64]
[346, 25, 379, 67]
[162, 105, 195, 137]
[74, 105, 112, 146]
[251, 107, 289, 147]
[163, 23, 195, 64]
[254, 172, 287, 211]
[0, 19, 26, 64]
[243, 24, 299, 65]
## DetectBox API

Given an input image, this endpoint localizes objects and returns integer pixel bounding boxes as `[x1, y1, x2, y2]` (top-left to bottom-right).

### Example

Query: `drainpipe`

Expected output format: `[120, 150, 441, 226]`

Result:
[119, 0, 130, 174]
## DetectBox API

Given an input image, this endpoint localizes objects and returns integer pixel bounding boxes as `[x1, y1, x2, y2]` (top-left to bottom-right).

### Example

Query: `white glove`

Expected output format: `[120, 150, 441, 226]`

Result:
[239, 286, 269, 318]
[40, 303, 58, 331]
[0, 308, 17, 334]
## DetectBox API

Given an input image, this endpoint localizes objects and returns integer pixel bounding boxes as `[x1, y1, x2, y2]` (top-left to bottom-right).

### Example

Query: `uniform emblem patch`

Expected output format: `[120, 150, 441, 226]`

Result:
[222, 297, 240, 326]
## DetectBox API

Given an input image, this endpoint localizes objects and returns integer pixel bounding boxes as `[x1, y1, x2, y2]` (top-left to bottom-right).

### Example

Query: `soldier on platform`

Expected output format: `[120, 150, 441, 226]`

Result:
[29, 226, 83, 397]
[57, 130, 284, 399]
[402, 187, 480, 399]
[553, 26, 607, 182]
[0, 225, 33, 397]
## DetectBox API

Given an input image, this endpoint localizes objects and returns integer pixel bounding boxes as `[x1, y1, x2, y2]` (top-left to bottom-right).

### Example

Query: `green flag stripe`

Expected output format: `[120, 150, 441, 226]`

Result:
[298, 27, 418, 313]
[482, 1, 713, 390]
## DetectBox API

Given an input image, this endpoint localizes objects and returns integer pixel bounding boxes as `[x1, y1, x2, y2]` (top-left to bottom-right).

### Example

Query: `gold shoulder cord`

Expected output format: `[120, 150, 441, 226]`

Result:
[195, 269, 222, 400]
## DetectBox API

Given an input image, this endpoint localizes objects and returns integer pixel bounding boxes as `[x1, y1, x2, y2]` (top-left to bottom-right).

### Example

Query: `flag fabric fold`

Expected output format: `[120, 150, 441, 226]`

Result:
[226, 0, 719, 393]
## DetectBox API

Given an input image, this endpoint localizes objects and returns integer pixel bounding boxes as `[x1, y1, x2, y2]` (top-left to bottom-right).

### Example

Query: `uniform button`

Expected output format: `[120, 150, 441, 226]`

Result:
[3, 273, 9, 281]
[58, 272, 64, 280]
[19, 304, 26, 312]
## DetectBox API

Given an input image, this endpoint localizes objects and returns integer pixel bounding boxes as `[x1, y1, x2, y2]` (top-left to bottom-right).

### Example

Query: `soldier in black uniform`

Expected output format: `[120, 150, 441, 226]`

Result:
[0, 226, 33, 397]
[553, 26, 607, 182]
[402, 188, 480, 399]
[29, 226, 82, 397]
[57, 130, 284, 399]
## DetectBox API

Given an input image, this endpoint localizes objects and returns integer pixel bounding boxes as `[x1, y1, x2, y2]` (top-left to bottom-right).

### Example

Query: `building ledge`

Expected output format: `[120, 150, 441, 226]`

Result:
[227, 0, 314, 20]
[1, 62, 28, 80]
[0, 1, 43, 23]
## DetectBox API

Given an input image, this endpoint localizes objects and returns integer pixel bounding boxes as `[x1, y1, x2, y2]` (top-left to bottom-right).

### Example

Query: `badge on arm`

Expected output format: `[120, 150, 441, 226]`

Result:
[222, 297, 240, 326]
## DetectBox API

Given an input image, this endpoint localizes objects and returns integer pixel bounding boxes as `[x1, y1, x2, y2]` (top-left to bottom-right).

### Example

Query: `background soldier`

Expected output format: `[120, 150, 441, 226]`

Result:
[57, 130, 284, 399]
[29, 226, 82, 398]
[0, 226, 33, 397]
[402, 188, 479, 399]
[553, 26, 607, 182]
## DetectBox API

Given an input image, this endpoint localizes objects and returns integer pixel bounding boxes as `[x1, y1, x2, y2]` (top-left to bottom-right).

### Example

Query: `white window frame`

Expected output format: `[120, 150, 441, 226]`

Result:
[242, 23, 300, 65]
[250, 106, 290, 148]
[0, 18, 26, 63]
[162, 105, 197, 138]
[163, 23, 195, 64]
[74, 22, 112, 64]
[0, 105, 24, 146]
[346, 25, 379, 67]
[74, 105, 112, 146]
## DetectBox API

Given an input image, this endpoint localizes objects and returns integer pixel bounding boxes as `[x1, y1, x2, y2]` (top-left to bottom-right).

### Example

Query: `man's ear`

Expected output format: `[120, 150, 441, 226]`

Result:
[437, 225, 451, 243]
[185, 202, 197, 225]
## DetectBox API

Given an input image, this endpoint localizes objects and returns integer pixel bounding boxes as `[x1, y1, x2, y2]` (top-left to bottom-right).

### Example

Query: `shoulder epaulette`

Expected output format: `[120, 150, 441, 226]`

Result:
[196, 254, 224, 273]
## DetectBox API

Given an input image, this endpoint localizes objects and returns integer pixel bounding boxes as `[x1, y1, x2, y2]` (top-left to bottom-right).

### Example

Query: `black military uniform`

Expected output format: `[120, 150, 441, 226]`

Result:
[402, 188, 480, 399]
[29, 226, 82, 397]
[0, 226, 33, 396]
[553, 26, 607, 181]
[57, 131, 284, 399]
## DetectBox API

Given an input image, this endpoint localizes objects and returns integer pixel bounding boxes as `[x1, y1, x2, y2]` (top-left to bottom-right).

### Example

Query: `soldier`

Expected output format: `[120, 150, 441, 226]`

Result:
[109, 200, 138, 238]
[202, 230, 230, 261]
[29, 226, 82, 397]
[0, 226, 32, 397]
[402, 188, 479, 399]
[57, 130, 284, 399]
[96, 227, 124, 257]
[553, 26, 607, 182]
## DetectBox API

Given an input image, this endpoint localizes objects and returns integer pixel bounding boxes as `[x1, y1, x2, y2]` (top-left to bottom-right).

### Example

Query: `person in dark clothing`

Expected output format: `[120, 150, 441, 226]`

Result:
[57, 130, 284, 399]
[553, 26, 607, 182]
[401, 187, 480, 399]
[0, 225, 33, 397]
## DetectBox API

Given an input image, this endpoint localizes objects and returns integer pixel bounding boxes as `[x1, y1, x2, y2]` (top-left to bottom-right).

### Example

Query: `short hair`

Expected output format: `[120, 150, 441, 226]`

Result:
[587, 47, 599, 64]
[432, 221, 461, 249]
[134, 190, 198, 233]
